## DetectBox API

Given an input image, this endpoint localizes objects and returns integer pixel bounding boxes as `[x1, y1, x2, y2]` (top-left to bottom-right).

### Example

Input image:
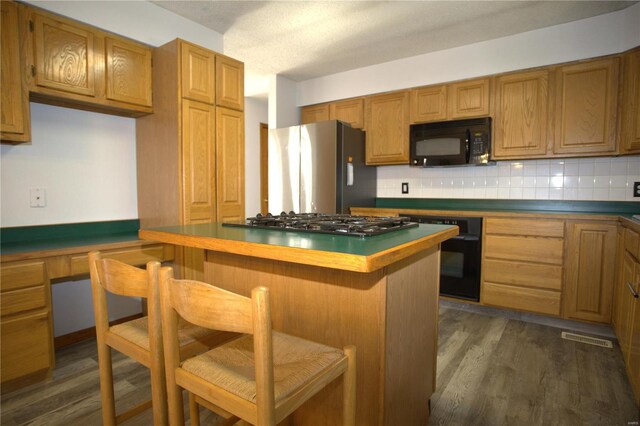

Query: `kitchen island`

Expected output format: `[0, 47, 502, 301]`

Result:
[139, 222, 458, 425]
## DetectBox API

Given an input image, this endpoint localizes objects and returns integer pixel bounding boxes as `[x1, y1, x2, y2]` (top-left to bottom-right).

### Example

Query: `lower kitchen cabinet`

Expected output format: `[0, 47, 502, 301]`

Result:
[563, 221, 617, 323]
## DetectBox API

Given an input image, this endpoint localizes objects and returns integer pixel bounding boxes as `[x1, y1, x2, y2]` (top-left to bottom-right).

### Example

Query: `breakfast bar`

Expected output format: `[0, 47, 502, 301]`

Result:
[140, 221, 458, 425]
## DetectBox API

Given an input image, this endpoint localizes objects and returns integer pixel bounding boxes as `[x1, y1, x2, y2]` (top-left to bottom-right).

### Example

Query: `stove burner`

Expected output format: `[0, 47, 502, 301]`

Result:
[223, 213, 419, 237]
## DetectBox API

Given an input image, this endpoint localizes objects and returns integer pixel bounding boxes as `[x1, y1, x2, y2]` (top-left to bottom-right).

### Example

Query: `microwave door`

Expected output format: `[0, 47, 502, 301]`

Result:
[414, 132, 468, 166]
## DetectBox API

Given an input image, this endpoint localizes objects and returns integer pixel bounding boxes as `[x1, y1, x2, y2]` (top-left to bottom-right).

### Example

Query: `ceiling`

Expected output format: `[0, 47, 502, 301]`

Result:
[151, 1, 637, 97]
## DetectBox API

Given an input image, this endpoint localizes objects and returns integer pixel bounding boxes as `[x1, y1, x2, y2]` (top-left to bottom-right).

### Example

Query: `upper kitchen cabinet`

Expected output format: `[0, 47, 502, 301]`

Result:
[216, 107, 245, 223]
[181, 41, 215, 104]
[329, 98, 364, 129]
[365, 90, 410, 165]
[620, 48, 640, 154]
[21, 4, 153, 117]
[409, 84, 447, 123]
[301, 103, 330, 124]
[105, 37, 152, 107]
[553, 57, 619, 156]
[492, 69, 551, 159]
[448, 77, 490, 119]
[1, 1, 30, 143]
[215, 54, 244, 111]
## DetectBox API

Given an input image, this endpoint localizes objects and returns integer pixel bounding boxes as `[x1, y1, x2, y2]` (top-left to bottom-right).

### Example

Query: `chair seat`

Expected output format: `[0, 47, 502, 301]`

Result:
[181, 331, 345, 403]
[110, 316, 218, 350]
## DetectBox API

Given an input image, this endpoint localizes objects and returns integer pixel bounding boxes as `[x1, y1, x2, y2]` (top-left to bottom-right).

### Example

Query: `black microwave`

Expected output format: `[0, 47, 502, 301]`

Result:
[410, 117, 492, 167]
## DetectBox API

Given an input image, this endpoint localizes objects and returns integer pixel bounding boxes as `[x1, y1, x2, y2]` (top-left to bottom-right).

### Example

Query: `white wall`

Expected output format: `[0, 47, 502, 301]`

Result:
[298, 2, 640, 105]
[245, 98, 269, 216]
[1, 2, 225, 337]
[268, 75, 299, 128]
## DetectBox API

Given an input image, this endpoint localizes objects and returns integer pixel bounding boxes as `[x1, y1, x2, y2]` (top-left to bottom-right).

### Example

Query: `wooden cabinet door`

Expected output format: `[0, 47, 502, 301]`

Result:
[365, 91, 410, 165]
[1, 311, 53, 383]
[628, 287, 640, 404]
[181, 41, 215, 104]
[301, 104, 329, 124]
[329, 98, 364, 129]
[554, 58, 619, 155]
[181, 100, 216, 224]
[215, 54, 244, 111]
[32, 12, 95, 96]
[410, 85, 447, 123]
[105, 37, 152, 107]
[564, 221, 617, 323]
[448, 77, 490, 119]
[617, 252, 636, 355]
[492, 70, 550, 159]
[216, 107, 245, 223]
[621, 49, 640, 154]
[1, 1, 30, 143]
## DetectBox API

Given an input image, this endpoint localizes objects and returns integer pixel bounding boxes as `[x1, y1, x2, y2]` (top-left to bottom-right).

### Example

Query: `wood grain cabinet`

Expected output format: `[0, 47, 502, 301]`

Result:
[19, 3, 153, 118]
[482, 217, 565, 316]
[492, 69, 551, 159]
[448, 77, 490, 119]
[553, 57, 620, 156]
[364, 90, 410, 165]
[329, 98, 364, 129]
[0, 261, 54, 389]
[136, 39, 245, 280]
[409, 84, 447, 123]
[215, 54, 244, 111]
[620, 49, 640, 154]
[563, 221, 617, 323]
[301, 103, 329, 124]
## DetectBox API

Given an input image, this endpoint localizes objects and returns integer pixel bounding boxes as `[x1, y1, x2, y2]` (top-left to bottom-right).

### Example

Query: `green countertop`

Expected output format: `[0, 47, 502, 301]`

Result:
[141, 222, 457, 256]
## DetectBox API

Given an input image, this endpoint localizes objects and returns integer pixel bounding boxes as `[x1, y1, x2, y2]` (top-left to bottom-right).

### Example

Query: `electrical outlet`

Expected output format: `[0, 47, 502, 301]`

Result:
[30, 187, 46, 207]
[635, 182, 640, 198]
[402, 182, 409, 194]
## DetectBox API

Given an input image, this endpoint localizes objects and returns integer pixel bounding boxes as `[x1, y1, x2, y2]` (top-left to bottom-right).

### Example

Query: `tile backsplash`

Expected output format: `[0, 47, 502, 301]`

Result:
[377, 156, 640, 201]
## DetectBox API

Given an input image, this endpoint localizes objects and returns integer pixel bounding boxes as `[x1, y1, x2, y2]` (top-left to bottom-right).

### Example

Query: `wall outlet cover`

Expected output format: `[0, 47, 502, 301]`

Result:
[30, 187, 46, 207]
[634, 182, 640, 197]
[402, 182, 409, 194]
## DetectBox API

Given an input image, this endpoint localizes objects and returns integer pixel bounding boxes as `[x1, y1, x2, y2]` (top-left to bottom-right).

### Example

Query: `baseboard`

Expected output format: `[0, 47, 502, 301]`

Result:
[54, 313, 144, 349]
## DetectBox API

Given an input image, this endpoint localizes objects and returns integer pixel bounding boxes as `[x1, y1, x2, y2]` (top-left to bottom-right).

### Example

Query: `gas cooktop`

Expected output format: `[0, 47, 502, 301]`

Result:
[222, 212, 418, 237]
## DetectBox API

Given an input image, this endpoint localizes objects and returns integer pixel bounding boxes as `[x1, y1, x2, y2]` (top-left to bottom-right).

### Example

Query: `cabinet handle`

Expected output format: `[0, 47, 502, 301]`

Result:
[627, 282, 639, 299]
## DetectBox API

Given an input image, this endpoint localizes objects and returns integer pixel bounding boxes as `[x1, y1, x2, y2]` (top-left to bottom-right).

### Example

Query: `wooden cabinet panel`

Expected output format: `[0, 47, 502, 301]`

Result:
[182, 100, 216, 224]
[493, 70, 550, 159]
[483, 259, 562, 291]
[105, 37, 152, 107]
[330, 98, 364, 129]
[616, 252, 636, 355]
[448, 78, 490, 119]
[1, 311, 53, 383]
[1, 1, 30, 143]
[365, 91, 410, 165]
[484, 235, 564, 265]
[216, 107, 245, 223]
[625, 227, 640, 260]
[628, 291, 640, 404]
[181, 41, 215, 104]
[33, 12, 95, 96]
[410, 85, 447, 123]
[483, 282, 561, 316]
[1, 286, 46, 317]
[621, 49, 640, 154]
[215, 54, 244, 111]
[69, 244, 170, 276]
[485, 217, 564, 238]
[0, 260, 45, 292]
[564, 221, 617, 323]
[301, 104, 329, 124]
[554, 58, 619, 155]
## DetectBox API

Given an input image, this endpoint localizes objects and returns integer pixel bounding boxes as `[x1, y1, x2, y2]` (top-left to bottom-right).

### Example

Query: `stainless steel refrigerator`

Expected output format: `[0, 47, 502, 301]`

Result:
[268, 120, 376, 214]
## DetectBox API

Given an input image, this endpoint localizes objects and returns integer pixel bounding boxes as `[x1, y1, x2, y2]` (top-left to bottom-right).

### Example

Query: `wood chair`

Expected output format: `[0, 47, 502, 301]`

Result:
[158, 266, 357, 426]
[88, 251, 235, 426]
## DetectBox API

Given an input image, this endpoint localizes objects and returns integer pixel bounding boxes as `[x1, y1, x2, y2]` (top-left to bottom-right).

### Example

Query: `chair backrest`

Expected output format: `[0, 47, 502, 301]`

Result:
[159, 267, 276, 423]
[88, 251, 152, 299]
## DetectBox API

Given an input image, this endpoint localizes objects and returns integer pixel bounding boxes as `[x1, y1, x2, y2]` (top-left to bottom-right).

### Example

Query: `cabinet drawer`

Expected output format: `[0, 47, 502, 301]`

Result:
[483, 259, 562, 291]
[0, 261, 46, 292]
[625, 228, 639, 260]
[70, 244, 169, 275]
[484, 235, 564, 265]
[1, 286, 47, 317]
[1, 311, 52, 383]
[485, 218, 565, 237]
[483, 282, 561, 316]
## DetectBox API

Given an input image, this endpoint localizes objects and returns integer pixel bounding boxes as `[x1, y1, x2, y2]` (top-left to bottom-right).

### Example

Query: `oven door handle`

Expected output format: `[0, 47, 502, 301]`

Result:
[449, 235, 480, 241]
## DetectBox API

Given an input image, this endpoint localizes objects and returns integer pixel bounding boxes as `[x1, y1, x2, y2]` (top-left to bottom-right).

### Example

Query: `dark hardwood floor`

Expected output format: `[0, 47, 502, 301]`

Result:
[1, 303, 638, 425]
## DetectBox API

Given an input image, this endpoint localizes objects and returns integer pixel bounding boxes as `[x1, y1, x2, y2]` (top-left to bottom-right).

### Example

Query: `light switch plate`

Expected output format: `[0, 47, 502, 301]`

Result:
[402, 182, 409, 194]
[30, 187, 46, 207]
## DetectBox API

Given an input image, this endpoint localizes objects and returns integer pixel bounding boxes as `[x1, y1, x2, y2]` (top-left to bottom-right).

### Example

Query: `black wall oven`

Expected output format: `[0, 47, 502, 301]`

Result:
[402, 215, 482, 301]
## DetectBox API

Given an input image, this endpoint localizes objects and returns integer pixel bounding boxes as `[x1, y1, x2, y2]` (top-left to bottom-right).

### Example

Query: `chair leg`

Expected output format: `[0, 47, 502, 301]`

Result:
[150, 353, 169, 425]
[189, 392, 200, 426]
[96, 343, 117, 426]
[342, 345, 356, 426]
